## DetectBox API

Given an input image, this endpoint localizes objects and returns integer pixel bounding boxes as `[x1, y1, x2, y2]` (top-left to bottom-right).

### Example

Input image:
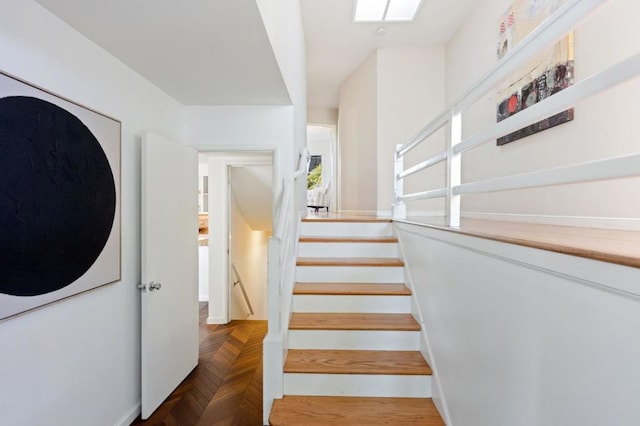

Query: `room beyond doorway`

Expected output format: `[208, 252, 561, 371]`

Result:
[197, 152, 274, 325]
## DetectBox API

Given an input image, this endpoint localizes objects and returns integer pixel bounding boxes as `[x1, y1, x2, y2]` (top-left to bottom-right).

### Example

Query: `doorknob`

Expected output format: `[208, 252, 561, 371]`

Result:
[137, 281, 162, 292]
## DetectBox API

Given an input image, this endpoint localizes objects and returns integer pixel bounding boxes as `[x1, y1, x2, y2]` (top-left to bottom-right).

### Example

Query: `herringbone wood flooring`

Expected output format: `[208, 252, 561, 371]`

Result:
[133, 303, 267, 425]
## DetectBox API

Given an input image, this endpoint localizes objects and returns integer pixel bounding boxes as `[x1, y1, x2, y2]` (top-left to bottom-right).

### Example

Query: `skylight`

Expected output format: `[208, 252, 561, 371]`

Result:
[354, 0, 422, 22]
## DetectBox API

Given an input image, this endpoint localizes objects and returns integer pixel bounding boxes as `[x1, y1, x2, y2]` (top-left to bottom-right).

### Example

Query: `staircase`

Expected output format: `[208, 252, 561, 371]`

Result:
[269, 216, 445, 425]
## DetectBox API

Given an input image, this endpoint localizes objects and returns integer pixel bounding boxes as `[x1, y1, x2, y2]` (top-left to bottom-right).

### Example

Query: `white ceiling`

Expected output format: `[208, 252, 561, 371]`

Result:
[35, 0, 477, 109]
[35, 0, 290, 105]
[300, 0, 478, 108]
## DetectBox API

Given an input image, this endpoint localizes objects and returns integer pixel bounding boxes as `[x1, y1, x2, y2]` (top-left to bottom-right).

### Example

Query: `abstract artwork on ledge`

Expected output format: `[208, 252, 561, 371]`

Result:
[0, 71, 121, 320]
[496, 0, 575, 146]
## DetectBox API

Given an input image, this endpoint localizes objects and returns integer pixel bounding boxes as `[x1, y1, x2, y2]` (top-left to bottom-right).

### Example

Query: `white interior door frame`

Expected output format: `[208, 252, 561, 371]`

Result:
[201, 148, 277, 325]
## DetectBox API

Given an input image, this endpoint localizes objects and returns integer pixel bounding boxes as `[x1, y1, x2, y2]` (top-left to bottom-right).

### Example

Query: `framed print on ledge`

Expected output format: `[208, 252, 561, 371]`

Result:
[0, 71, 121, 320]
[496, 0, 575, 146]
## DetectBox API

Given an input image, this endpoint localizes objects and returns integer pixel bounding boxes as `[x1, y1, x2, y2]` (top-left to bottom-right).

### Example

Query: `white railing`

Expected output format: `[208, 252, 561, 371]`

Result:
[231, 263, 254, 316]
[263, 148, 308, 423]
[392, 0, 640, 227]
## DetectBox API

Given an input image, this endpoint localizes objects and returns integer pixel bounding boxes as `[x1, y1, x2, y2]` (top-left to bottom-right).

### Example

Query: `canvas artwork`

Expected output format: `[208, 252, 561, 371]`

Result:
[496, 0, 575, 145]
[0, 71, 121, 320]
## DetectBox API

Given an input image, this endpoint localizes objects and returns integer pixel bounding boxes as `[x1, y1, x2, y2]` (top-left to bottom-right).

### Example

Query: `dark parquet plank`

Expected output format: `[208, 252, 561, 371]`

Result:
[132, 303, 267, 426]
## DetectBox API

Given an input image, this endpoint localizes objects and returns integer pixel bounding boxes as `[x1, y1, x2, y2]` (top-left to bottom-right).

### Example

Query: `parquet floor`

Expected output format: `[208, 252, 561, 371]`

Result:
[132, 303, 267, 425]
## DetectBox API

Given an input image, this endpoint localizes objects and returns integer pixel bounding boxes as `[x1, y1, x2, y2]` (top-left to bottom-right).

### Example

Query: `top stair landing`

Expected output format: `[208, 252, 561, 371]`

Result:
[301, 214, 393, 237]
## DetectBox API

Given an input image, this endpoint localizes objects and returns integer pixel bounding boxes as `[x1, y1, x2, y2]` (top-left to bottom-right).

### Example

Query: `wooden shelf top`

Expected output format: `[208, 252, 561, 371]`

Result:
[289, 313, 420, 331]
[399, 217, 640, 269]
[270, 396, 445, 425]
[284, 349, 432, 375]
[296, 257, 404, 267]
[294, 282, 411, 296]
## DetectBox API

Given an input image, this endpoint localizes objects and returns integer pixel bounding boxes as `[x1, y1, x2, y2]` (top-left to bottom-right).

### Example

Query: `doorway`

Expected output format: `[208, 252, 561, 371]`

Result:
[307, 125, 337, 211]
[197, 151, 274, 324]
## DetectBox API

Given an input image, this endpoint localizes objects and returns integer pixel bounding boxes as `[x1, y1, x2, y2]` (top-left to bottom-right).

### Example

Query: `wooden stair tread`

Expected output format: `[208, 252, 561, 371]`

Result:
[302, 216, 392, 223]
[294, 282, 411, 296]
[284, 350, 432, 375]
[299, 236, 398, 243]
[270, 396, 445, 425]
[289, 313, 420, 331]
[297, 257, 404, 267]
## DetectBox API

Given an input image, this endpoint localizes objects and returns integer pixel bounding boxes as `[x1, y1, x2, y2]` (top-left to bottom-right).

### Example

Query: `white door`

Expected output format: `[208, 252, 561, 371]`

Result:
[140, 132, 199, 419]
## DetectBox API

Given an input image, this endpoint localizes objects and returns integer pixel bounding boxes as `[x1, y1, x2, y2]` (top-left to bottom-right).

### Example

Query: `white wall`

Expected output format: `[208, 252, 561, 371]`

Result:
[308, 107, 338, 125]
[255, 0, 308, 212]
[0, 1, 185, 425]
[397, 222, 640, 426]
[338, 51, 379, 212]
[446, 0, 640, 225]
[337, 47, 446, 214]
[377, 47, 446, 214]
[230, 193, 269, 320]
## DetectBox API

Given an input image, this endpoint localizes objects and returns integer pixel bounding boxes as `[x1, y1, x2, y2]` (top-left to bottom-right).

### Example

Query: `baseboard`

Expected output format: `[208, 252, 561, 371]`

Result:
[117, 403, 140, 426]
[463, 211, 640, 231]
[336, 210, 381, 216]
[207, 316, 228, 324]
[400, 210, 444, 218]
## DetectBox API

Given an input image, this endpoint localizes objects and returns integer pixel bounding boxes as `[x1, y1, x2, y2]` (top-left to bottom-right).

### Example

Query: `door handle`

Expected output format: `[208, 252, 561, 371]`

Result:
[137, 281, 162, 292]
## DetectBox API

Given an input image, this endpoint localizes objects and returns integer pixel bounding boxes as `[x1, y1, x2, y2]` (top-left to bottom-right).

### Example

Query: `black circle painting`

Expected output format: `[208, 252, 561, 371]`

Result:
[0, 96, 116, 296]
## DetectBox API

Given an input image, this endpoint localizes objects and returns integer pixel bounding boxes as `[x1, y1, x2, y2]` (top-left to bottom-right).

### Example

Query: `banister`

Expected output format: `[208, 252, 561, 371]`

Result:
[397, 150, 448, 180]
[453, 153, 640, 195]
[231, 263, 254, 316]
[396, 110, 449, 157]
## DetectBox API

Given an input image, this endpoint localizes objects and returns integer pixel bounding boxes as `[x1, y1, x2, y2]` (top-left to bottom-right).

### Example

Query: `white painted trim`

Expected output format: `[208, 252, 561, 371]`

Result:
[198, 295, 209, 302]
[117, 404, 141, 426]
[336, 209, 382, 216]
[283, 373, 431, 397]
[207, 316, 227, 324]
[395, 227, 453, 426]
[288, 330, 420, 350]
[461, 211, 640, 231]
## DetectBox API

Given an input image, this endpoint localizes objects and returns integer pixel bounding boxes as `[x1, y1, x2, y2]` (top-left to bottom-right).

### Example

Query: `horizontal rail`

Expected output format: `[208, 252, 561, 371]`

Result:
[396, 110, 449, 157]
[397, 150, 448, 180]
[399, 187, 448, 202]
[455, 0, 606, 114]
[454, 153, 640, 195]
[455, 51, 640, 155]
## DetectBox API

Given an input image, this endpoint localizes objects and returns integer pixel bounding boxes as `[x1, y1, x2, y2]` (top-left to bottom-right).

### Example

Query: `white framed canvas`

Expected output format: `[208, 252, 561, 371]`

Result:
[0, 71, 121, 320]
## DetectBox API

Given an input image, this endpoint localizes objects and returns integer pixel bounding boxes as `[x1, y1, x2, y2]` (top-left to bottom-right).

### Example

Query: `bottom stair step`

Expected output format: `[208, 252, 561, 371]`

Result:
[269, 396, 445, 425]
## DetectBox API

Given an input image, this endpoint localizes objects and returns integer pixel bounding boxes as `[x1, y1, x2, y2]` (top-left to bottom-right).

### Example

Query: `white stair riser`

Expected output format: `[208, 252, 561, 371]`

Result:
[301, 222, 393, 237]
[298, 242, 398, 258]
[284, 374, 431, 398]
[293, 295, 411, 313]
[288, 330, 420, 350]
[296, 266, 403, 283]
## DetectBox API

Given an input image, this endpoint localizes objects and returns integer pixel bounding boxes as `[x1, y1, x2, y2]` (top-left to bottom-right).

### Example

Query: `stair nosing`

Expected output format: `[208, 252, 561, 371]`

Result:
[296, 257, 404, 267]
[284, 349, 432, 376]
[299, 236, 398, 243]
[302, 217, 392, 223]
[289, 313, 421, 331]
